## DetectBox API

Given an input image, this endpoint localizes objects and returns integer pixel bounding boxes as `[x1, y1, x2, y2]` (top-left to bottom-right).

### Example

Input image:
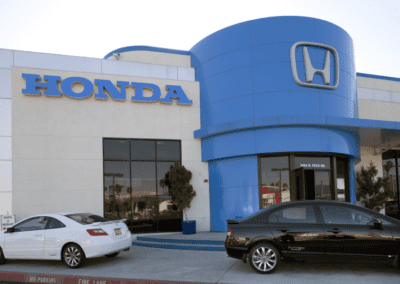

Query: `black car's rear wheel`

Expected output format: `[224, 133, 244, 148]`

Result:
[249, 243, 281, 274]
[105, 252, 120, 258]
[0, 247, 6, 265]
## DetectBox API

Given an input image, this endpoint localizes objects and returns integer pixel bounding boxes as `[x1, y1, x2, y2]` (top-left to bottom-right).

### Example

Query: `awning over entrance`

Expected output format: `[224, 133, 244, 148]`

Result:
[194, 114, 400, 159]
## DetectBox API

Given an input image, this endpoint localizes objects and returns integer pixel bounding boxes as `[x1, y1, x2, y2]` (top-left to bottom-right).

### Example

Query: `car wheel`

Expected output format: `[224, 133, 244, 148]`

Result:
[105, 252, 120, 258]
[0, 248, 6, 265]
[249, 243, 281, 274]
[63, 244, 86, 269]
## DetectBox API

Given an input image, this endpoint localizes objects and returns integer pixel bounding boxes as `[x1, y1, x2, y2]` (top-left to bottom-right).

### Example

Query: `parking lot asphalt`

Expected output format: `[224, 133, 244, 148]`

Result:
[0, 232, 399, 284]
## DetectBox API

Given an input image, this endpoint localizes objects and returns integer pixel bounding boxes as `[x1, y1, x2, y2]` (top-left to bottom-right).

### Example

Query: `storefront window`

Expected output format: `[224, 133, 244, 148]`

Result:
[259, 154, 350, 207]
[260, 156, 290, 209]
[103, 138, 182, 234]
[294, 156, 332, 201]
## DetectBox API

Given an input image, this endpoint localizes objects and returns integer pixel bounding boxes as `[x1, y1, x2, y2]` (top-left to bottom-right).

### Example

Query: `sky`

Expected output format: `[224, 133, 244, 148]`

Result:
[0, 0, 399, 78]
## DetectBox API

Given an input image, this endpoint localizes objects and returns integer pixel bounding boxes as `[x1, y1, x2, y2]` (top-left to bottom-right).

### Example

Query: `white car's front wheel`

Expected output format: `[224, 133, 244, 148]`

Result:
[63, 244, 86, 269]
[0, 247, 6, 265]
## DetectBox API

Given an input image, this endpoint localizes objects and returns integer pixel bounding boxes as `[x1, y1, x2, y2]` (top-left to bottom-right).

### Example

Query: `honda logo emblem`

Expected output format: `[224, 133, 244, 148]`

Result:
[290, 42, 339, 90]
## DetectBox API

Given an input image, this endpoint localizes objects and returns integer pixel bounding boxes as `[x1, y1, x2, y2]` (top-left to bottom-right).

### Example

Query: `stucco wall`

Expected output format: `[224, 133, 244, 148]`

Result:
[357, 76, 400, 122]
[3, 50, 209, 231]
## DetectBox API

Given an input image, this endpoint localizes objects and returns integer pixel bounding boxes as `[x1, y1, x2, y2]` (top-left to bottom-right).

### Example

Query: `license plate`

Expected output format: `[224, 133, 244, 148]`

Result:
[114, 228, 121, 235]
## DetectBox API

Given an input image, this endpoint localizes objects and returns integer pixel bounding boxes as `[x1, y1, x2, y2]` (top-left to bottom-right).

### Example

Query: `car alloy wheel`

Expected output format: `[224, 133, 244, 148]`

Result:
[0, 248, 6, 265]
[249, 243, 281, 274]
[105, 252, 120, 258]
[63, 244, 85, 268]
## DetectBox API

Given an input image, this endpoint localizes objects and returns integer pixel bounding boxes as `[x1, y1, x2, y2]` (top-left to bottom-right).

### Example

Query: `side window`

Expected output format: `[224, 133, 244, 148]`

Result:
[14, 217, 48, 232]
[268, 205, 316, 224]
[319, 205, 374, 225]
[380, 218, 394, 225]
[46, 217, 66, 229]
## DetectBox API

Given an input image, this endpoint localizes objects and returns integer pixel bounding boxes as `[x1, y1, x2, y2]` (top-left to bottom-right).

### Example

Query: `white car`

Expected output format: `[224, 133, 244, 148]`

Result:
[0, 212, 132, 268]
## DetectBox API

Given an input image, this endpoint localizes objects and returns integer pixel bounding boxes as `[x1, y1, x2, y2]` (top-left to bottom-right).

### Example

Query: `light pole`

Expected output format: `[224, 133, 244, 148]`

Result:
[271, 168, 289, 203]
[104, 173, 124, 216]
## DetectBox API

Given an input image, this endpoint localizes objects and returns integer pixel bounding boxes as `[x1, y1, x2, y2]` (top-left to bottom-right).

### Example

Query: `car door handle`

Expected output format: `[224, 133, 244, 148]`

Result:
[327, 229, 341, 234]
[34, 234, 42, 237]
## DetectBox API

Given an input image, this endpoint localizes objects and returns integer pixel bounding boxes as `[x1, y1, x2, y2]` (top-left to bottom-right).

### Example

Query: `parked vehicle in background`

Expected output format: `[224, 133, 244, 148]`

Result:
[0, 212, 132, 268]
[225, 200, 400, 274]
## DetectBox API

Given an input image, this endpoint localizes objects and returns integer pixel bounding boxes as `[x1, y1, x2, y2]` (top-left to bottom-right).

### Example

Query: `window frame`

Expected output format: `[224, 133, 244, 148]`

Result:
[102, 138, 182, 219]
[45, 217, 66, 230]
[13, 217, 47, 232]
[267, 204, 319, 224]
[257, 152, 351, 210]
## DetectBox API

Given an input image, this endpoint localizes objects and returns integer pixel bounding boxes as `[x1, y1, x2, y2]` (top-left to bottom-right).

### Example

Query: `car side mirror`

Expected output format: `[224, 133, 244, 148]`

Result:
[6, 227, 14, 233]
[367, 218, 383, 230]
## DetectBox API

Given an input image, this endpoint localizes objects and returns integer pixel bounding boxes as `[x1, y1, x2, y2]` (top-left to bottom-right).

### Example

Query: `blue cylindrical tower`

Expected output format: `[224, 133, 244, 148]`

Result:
[190, 16, 359, 232]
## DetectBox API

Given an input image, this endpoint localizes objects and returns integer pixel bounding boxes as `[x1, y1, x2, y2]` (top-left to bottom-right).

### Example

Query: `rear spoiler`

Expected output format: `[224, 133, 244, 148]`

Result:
[227, 219, 240, 225]
[91, 219, 127, 226]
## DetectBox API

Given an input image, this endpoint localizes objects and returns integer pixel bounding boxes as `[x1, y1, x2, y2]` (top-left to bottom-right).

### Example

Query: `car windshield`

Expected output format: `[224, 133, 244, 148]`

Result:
[66, 213, 108, 225]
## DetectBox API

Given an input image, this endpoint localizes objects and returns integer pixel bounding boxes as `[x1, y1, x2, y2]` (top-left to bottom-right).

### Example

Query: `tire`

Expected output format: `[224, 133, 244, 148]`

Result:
[0, 247, 6, 265]
[105, 252, 120, 258]
[62, 244, 86, 269]
[249, 243, 281, 274]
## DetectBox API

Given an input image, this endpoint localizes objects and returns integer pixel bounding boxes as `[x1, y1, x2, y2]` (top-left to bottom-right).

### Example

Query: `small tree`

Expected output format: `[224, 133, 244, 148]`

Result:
[356, 162, 393, 212]
[159, 162, 196, 221]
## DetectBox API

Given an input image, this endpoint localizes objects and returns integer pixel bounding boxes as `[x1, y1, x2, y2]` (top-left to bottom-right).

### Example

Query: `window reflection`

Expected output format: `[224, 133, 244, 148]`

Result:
[104, 161, 130, 220]
[383, 158, 397, 198]
[314, 171, 331, 200]
[103, 139, 182, 234]
[260, 156, 290, 209]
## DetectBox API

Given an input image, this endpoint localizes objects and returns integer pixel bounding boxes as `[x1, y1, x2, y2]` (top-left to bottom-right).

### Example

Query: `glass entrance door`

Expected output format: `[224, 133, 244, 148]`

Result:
[295, 169, 331, 200]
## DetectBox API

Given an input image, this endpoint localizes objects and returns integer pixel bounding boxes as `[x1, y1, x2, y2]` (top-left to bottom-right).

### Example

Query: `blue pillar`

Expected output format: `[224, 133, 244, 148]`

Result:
[349, 156, 357, 204]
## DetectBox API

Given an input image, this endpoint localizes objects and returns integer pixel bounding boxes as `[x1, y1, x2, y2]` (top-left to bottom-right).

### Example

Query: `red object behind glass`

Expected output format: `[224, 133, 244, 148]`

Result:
[262, 187, 280, 204]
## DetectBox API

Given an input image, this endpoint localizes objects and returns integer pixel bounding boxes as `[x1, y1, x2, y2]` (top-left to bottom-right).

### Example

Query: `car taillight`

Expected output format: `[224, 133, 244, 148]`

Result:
[87, 229, 108, 236]
[227, 228, 234, 237]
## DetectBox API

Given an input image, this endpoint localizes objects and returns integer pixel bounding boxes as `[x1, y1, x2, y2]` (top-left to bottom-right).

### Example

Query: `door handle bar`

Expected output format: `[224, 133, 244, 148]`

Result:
[327, 229, 341, 234]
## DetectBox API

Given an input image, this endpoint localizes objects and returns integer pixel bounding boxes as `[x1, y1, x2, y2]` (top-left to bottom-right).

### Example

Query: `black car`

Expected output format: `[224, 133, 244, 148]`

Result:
[225, 200, 400, 274]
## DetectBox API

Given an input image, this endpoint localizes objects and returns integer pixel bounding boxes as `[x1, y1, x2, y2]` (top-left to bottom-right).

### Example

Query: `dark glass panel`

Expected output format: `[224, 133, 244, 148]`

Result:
[383, 158, 397, 196]
[336, 157, 348, 202]
[128, 162, 157, 233]
[157, 141, 180, 161]
[314, 171, 331, 200]
[104, 161, 130, 221]
[156, 161, 183, 232]
[382, 150, 396, 160]
[157, 162, 176, 194]
[260, 156, 290, 208]
[130, 162, 156, 195]
[104, 139, 129, 160]
[131, 140, 155, 161]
